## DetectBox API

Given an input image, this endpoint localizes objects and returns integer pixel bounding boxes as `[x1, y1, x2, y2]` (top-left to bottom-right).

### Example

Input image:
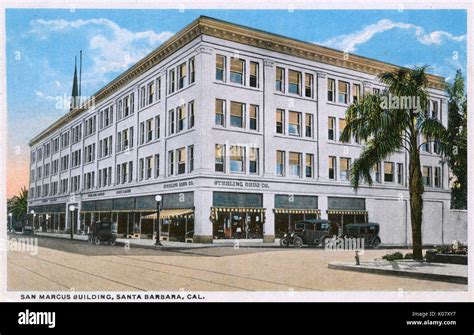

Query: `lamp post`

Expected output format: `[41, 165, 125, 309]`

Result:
[69, 205, 76, 240]
[45, 214, 50, 232]
[8, 213, 13, 232]
[30, 210, 35, 228]
[155, 195, 162, 246]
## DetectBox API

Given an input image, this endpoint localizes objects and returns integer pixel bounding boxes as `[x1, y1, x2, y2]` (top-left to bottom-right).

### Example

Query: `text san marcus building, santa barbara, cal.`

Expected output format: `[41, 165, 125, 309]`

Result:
[27, 16, 466, 245]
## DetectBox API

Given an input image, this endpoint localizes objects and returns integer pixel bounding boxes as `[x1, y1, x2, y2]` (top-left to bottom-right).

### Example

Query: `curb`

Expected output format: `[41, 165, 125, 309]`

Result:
[328, 262, 467, 284]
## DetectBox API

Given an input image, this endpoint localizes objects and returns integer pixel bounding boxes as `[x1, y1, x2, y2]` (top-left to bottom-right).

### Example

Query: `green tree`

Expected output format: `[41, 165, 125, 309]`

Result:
[10, 187, 28, 223]
[340, 66, 448, 260]
[446, 70, 467, 209]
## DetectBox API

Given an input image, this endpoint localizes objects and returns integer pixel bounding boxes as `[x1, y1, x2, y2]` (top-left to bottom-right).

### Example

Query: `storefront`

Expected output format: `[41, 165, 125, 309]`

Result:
[211, 192, 265, 239]
[274, 194, 320, 237]
[327, 197, 368, 233]
[80, 192, 194, 241]
[29, 203, 66, 232]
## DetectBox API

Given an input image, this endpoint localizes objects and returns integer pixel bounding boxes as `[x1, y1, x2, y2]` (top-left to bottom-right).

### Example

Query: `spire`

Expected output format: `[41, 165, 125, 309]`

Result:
[70, 56, 79, 111]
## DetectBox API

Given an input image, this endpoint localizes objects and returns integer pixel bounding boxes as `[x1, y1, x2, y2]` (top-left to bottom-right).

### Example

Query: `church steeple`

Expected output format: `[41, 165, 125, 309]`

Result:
[69, 56, 79, 111]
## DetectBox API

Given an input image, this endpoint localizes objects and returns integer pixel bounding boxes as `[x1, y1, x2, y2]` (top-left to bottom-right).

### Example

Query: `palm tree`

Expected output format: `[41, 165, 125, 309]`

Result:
[340, 66, 448, 260]
[10, 187, 28, 223]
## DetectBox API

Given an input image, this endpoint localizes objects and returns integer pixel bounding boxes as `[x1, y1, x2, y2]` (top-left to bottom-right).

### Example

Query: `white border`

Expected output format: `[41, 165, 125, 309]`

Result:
[0, 0, 472, 302]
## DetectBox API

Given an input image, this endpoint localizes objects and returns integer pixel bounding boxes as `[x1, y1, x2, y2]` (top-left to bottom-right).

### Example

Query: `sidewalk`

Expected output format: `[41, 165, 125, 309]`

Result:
[328, 260, 468, 284]
[31, 231, 281, 249]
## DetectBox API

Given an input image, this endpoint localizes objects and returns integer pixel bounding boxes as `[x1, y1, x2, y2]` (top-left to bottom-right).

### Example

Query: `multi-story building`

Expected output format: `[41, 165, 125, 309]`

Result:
[27, 16, 457, 245]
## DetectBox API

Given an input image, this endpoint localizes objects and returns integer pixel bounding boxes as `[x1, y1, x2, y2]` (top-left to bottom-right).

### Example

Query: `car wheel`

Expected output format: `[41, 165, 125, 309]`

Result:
[280, 238, 289, 248]
[110, 238, 116, 246]
[293, 236, 303, 248]
[372, 237, 381, 249]
[94, 236, 101, 245]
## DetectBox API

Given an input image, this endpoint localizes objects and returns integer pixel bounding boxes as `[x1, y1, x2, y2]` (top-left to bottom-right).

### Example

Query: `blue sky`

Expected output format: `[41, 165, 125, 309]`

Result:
[6, 9, 467, 196]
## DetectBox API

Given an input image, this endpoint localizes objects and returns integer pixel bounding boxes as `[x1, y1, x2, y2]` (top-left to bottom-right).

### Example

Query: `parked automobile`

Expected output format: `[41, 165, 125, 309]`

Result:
[342, 223, 381, 248]
[88, 221, 118, 246]
[22, 225, 35, 236]
[280, 219, 339, 248]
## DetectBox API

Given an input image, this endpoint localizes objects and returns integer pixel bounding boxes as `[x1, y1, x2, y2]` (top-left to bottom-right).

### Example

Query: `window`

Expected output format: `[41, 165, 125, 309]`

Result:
[51, 182, 58, 196]
[289, 152, 302, 177]
[188, 101, 195, 129]
[329, 156, 336, 180]
[276, 67, 285, 92]
[44, 163, 50, 177]
[434, 167, 441, 188]
[154, 154, 160, 178]
[71, 149, 81, 168]
[249, 105, 258, 131]
[176, 148, 186, 175]
[84, 171, 95, 190]
[276, 109, 284, 134]
[230, 102, 244, 128]
[147, 81, 155, 105]
[327, 78, 335, 102]
[177, 105, 186, 132]
[169, 109, 175, 135]
[230, 58, 245, 85]
[37, 148, 43, 161]
[250, 62, 259, 88]
[305, 73, 313, 98]
[37, 166, 42, 179]
[340, 157, 351, 180]
[375, 162, 381, 183]
[60, 131, 70, 148]
[146, 156, 153, 179]
[43, 184, 49, 197]
[155, 115, 161, 140]
[52, 159, 58, 175]
[178, 63, 186, 89]
[156, 78, 161, 100]
[189, 57, 195, 84]
[215, 99, 225, 126]
[230, 146, 245, 173]
[84, 144, 96, 163]
[99, 167, 112, 188]
[288, 70, 301, 95]
[84, 116, 96, 137]
[249, 148, 258, 174]
[305, 114, 313, 137]
[140, 86, 146, 109]
[146, 118, 153, 143]
[328, 117, 336, 140]
[72, 124, 82, 143]
[139, 122, 145, 145]
[338, 81, 349, 104]
[188, 145, 194, 173]
[339, 118, 347, 142]
[60, 155, 69, 171]
[216, 55, 225, 81]
[421, 134, 431, 153]
[373, 88, 380, 96]
[52, 138, 59, 153]
[306, 154, 314, 178]
[215, 144, 225, 172]
[288, 111, 301, 136]
[432, 100, 439, 119]
[423, 166, 432, 187]
[276, 151, 285, 176]
[168, 151, 174, 176]
[397, 163, 403, 185]
[70, 176, 80, 193]
[353, 84, 361, 103]
[169, 69, 176, 94]
[384, 162, 394, 182]
[60, 179, 68, 194]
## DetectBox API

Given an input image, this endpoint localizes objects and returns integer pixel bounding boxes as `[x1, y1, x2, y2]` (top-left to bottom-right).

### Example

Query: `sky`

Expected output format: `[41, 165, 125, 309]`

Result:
[5, 8, 467, 198]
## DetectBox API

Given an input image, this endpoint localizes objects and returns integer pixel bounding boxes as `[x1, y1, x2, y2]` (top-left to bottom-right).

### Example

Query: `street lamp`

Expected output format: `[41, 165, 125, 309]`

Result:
[155, 195, 162, 246]
[69, 205, 76, 240]
[30, 210, 35, 228]
[8, 213, 12, 232]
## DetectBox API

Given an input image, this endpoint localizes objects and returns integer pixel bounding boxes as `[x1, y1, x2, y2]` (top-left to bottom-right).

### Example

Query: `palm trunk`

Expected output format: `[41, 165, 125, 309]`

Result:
[408, 146, 424, 260]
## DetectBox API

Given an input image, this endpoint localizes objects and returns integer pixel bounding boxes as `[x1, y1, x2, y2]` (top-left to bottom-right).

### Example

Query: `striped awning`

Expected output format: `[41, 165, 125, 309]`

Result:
[142, 208, 194, 220]
[327, 210, 368, 215]
[210, 207, 266, 221]
[274, 208, 321, 215]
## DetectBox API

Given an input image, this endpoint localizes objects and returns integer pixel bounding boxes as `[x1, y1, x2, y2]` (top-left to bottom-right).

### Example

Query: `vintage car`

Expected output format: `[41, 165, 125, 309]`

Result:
[22, 225, 35, 236]
[280, 219, 339, 248]
[88, 221, 118, 246]
[342, 223, 381, 248]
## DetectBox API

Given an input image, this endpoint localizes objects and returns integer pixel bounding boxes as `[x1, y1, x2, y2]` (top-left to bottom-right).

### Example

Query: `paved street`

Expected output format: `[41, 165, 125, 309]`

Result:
[7, 235, 466, 291]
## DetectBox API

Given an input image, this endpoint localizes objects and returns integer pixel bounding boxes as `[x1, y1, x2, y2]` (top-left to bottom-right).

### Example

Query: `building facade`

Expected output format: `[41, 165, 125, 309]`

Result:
[27, 16, 457, 245]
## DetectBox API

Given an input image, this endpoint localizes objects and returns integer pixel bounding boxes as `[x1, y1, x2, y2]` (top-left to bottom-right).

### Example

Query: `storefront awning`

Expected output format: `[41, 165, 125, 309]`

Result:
[274, 208, 321, 215]
[142, 208, 194, 220]
[210, 207, 266, 221]
[327, 210, 368, 215]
